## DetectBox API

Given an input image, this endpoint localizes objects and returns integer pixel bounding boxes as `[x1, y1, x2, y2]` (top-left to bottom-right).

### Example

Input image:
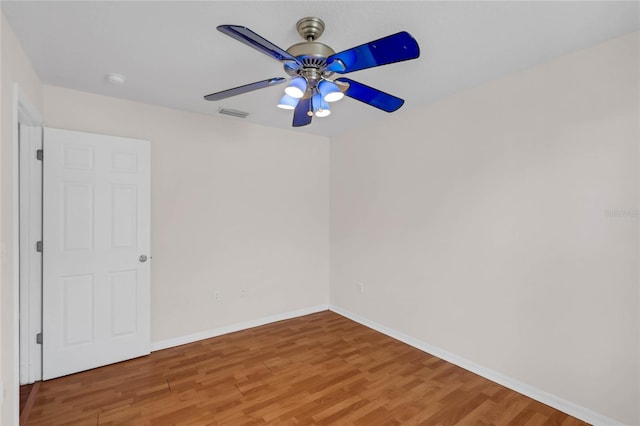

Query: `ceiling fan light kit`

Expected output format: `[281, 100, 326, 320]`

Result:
[204, 17, 420, 127]
[277, 94, 299, 110]
[312, 92, 331, 117]
[318, 80, 344, 102]
[284, 77, 308, 98]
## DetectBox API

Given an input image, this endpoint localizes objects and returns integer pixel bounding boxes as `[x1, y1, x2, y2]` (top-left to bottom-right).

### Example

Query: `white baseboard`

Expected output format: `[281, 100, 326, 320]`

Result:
[328, 304, 622, 426]
[150, 304, 329, 352]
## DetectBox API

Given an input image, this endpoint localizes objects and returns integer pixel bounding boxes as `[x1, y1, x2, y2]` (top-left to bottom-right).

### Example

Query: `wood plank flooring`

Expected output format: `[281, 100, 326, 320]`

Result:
[20, 381, 40, 426]
[20, 383, 35, 414]
[25, 311, 589, 425]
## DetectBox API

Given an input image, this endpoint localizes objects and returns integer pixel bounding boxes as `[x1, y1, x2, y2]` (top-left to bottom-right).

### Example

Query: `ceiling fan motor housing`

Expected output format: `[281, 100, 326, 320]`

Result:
[284, 18, 337, 96]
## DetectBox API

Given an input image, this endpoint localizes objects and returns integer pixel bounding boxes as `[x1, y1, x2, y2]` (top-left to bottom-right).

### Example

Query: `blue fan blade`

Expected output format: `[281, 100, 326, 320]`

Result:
[218, 25, 301, 66]
[335, 78, 404, 112]
[327, 31, 419, 73]
[293, 97, 312, 127]
[204, 77, 286, 101]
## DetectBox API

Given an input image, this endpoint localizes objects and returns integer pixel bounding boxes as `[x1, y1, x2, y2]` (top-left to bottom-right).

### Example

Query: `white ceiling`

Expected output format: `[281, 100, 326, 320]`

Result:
[2, 1, 638, 137]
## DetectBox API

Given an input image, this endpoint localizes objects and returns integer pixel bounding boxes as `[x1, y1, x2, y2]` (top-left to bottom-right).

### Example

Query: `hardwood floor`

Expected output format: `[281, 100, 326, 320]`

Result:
[26, 311, 589, 425]
[20, 383, 34, 414]
[20, 381, 40, 426]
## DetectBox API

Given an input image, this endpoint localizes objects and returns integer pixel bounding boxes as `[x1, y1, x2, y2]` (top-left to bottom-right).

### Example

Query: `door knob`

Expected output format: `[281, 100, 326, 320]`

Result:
[139, 255, 148, 263]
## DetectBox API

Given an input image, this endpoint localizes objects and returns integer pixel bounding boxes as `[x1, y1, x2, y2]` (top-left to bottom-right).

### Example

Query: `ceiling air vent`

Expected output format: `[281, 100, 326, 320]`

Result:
[218, 107, 250, 118]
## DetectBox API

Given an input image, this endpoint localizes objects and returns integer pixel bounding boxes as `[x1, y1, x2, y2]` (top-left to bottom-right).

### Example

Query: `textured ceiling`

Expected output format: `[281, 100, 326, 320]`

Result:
[2, 1, 638, 137]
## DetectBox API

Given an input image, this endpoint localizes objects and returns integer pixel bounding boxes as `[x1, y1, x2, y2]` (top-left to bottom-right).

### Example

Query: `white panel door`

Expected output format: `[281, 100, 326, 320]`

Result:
[42, 127, 150, 380]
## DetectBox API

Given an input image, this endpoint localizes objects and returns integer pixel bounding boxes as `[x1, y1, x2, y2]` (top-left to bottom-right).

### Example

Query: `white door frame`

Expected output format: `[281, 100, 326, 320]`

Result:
[12, 83, 43, 425]
[18, 123, 43, 384]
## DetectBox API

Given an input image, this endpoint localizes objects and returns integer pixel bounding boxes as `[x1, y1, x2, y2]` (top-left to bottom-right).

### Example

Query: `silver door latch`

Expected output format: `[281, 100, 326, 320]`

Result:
[139, 255, 148, 263]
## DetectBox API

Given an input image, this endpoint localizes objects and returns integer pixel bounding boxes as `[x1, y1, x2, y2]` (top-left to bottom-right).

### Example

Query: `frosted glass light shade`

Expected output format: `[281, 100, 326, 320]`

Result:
[277, 94, 300, 110]
[318, 80, 344, 102]
[284, 77, 307, 99]
[312, 93, 322, 112]
[314, 94, 330, 117]
[315, 106, 330, 117]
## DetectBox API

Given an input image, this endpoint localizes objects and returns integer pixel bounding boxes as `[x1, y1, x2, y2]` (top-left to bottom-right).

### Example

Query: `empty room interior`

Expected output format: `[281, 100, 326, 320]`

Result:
[1, 1, 639, 425]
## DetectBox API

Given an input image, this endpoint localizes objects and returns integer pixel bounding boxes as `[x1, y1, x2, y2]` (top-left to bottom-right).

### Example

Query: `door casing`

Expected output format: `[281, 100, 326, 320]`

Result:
[18, 123, 43, 385]
[12, 83, 44, 425]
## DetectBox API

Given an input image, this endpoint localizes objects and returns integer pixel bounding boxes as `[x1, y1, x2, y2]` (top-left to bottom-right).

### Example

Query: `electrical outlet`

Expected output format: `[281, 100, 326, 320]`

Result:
[358, 282, 364, 293]
[214, 291, 220, 301]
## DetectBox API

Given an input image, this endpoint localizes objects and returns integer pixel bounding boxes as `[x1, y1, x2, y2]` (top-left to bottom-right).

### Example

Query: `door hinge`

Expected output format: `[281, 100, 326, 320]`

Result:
[36, 333, 42, 344]
[36, 149, 43, 161]
[36, 241, 43, 252]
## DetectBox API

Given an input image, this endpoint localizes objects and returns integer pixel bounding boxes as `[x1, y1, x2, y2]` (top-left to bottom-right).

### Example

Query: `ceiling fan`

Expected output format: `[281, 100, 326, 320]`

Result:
[204, 17, 420, 127]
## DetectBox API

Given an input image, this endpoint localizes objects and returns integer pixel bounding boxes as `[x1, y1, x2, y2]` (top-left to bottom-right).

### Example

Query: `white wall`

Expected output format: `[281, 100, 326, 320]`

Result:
[330, 32, 639, 425]
[42, 85, 330, 343]
[0, 13, 43, 426]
